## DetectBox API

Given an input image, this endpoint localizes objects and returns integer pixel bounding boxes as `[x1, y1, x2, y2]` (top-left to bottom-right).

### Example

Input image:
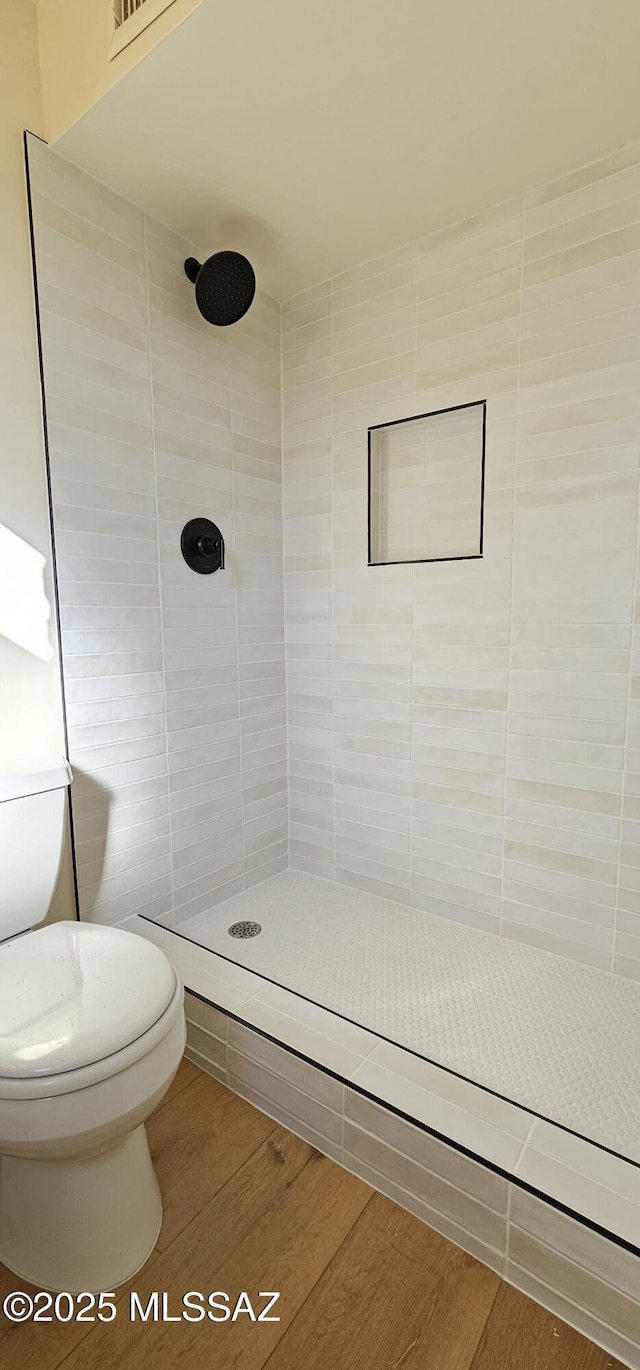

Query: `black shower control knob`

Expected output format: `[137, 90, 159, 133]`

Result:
[197, 536, 219, 557]
[181, 518, 225, 574]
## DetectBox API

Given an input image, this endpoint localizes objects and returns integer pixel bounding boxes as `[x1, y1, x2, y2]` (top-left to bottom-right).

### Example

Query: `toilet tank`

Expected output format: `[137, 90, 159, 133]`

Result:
[0, 764, 72, 940]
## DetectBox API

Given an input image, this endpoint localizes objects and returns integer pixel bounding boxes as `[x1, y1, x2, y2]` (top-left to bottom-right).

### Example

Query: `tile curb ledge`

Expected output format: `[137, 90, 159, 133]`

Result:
[129, 914, 640, 1260]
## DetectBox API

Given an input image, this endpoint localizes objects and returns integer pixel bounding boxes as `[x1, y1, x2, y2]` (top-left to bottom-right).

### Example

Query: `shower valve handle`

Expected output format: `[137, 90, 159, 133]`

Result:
[196, 535, 221, 557]
[180, 518, 225, 574]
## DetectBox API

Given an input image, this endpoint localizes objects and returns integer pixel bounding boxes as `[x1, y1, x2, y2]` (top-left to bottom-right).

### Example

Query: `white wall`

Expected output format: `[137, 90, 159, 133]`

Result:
[282, 142, 640, 982]
[28, 136, 286, 928]
[0, 0, 73, 920]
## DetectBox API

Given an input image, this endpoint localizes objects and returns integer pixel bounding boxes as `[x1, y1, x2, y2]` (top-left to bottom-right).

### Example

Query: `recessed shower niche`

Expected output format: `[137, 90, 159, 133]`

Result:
[368, 400, 486, 565]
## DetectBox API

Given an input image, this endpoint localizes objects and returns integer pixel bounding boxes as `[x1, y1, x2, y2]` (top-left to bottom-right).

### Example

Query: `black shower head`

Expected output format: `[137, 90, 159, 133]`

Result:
[184, 251, 256, 326]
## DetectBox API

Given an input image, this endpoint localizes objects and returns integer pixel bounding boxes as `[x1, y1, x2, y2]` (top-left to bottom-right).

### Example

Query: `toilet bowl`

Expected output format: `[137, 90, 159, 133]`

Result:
[0, 767, 186, 1292]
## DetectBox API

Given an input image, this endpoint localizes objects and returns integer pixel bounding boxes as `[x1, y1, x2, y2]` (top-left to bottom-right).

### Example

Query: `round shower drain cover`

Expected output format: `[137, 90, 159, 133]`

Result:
[228, 920, 262, 939]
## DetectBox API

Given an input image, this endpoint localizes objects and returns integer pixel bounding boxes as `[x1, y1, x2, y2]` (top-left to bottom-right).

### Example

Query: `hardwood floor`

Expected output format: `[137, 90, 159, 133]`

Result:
[0, 1059, 626, 1370]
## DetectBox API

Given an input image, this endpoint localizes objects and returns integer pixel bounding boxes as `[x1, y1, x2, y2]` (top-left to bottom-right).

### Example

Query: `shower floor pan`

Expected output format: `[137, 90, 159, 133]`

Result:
[154, 869, 640, 1168]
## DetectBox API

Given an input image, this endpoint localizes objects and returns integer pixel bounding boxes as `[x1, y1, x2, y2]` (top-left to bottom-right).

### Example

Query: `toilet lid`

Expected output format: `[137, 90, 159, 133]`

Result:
[0, 921, 177, 1078]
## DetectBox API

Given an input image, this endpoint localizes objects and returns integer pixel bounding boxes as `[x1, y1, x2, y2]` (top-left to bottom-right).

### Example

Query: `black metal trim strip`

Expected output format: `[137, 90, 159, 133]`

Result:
[184, 985, 640, 1262]
[367, 399, 487, 567]
[23, 129, 80, 921]
[145, 914, 640, 1175]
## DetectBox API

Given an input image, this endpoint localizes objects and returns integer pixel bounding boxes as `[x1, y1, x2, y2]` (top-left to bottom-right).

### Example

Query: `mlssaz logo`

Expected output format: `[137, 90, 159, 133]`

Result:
[129, 1292, 281, 1323]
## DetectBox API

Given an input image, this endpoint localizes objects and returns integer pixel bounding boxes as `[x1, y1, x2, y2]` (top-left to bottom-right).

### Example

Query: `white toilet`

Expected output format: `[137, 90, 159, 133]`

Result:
[0, 766, 186, 1293]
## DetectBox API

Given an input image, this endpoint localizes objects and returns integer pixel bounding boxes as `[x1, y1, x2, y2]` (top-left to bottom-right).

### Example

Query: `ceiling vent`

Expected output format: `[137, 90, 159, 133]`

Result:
[110, 0, 178, 58]
[113, 0, 146, 23]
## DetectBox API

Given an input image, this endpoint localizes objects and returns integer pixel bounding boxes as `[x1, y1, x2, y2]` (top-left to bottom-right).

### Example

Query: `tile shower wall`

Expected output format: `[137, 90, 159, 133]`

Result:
[27, 136, 286, 927]
[282, 143, 640, 979]
[29, 133, 640, 979]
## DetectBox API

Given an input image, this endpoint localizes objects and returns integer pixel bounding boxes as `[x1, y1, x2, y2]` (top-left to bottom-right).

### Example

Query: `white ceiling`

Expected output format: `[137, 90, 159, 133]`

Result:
[55, 0, 640, 301]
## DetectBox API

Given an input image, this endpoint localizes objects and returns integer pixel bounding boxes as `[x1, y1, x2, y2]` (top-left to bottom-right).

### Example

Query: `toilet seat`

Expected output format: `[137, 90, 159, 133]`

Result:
[0, 978, 184, 1103]
[0, 921, 177, 1092]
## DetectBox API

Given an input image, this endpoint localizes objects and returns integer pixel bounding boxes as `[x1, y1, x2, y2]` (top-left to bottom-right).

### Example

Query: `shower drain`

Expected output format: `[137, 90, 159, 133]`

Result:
[228, 920, 262, 939]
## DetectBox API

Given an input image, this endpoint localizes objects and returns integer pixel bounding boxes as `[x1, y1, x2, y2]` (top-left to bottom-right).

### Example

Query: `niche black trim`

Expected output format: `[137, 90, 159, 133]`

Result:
[367, 399, 487, 567]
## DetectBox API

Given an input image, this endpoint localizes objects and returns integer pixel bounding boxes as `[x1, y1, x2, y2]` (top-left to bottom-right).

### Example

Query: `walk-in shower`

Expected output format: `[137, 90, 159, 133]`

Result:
[25, 130, 640, 1188]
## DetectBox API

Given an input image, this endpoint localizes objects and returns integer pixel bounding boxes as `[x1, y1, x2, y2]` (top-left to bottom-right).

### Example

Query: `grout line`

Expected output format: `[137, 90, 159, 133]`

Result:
[330, 267, 337, 878]
[279, 297, 290, 872]
[341, 1114, 506, 1216]
[500, 200, 526, 939]
[513, 1117, 539, 1173]
[408, 250, 419, 910]
[514, 1133, 638, 1200]
[142, 212, 174, 930]
[505, 1176, 513, 1267]
[45, 373, 157, 418]
[505, 1259, 640, 1357]
[612, 475, 640, 972]
[229, 331, 246, 895]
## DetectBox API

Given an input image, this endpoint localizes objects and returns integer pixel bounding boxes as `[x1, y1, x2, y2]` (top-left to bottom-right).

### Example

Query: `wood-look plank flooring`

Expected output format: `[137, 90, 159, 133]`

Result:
[0, 1059, 626, 1370]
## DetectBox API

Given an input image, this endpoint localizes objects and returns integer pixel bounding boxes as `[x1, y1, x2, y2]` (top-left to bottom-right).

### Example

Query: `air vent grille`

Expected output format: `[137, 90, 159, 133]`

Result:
[110, 0, 178, 59]
[113, 0, 148, 25]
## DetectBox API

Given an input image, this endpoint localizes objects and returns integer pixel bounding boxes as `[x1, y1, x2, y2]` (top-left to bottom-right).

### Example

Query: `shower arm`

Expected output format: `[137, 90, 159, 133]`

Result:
[184, 257, 201, 284]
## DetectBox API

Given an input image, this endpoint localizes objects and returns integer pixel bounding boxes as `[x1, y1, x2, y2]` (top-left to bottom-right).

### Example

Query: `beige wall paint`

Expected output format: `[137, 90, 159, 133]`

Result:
[37, 0, 204, 145]
[0, 0, 74, 919]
